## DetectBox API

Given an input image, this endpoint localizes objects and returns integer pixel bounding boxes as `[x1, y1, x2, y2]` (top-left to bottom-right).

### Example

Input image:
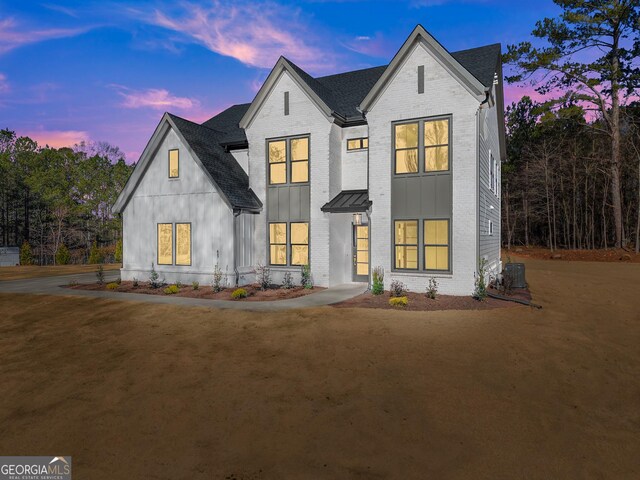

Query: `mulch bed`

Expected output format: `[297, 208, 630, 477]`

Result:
[68, 281, 324, 302]
[332, 287, 531, 311]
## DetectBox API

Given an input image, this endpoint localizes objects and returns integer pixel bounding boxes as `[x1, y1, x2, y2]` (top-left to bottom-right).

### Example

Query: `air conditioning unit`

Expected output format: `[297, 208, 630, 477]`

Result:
[503, 263, 526, 289]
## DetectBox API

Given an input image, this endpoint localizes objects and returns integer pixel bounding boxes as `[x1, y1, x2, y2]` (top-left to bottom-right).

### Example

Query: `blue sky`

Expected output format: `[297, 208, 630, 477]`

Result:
[0, 1, 560, 161]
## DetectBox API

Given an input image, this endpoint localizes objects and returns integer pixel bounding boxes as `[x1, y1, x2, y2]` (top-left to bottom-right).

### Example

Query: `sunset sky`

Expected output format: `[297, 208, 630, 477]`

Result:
[0, 1, 560, 161]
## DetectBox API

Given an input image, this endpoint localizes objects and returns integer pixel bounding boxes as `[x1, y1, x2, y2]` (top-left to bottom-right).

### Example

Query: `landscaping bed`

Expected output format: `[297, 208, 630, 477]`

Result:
[68, 281, 324, 301]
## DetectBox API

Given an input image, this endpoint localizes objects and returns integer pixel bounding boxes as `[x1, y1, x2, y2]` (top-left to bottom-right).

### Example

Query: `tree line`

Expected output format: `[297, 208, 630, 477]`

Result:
[0, 130, 133, 264]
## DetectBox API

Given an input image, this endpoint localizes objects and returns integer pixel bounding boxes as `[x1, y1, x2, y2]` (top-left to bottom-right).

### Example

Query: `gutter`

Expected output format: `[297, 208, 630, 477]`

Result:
[233, 210, 241, 286]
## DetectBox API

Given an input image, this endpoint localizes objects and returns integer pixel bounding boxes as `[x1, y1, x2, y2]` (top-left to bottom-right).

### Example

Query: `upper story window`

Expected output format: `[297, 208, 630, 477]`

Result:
[169, 149, 179, 178]
[394, 117, 451, 175]
[268, 136, 309, 185]
[347, 137, 368, 151]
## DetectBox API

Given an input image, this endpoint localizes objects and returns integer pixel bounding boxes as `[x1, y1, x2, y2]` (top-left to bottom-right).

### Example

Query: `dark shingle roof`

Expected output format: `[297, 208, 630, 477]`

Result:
[201, 103, 250, 144]
[168, 113, 261, 211]
[451, 43, 501, 88]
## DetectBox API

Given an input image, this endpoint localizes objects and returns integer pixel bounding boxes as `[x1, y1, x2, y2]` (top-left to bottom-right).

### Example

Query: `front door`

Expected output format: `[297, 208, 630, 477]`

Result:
[353, 225, 369, 282]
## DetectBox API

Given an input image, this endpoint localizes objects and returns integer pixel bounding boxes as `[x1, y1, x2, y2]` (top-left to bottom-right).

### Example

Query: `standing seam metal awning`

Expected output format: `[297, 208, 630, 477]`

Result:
[321, 190, 372, 213]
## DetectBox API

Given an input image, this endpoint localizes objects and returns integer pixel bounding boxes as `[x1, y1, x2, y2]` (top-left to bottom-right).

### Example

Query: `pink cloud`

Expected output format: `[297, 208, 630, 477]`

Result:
[0, 17, 89, 54]
[142, 1, 337, 73]
[24, 129, 90, 149]
[111, 85, 200, 111]
[503, 83, 551, 106]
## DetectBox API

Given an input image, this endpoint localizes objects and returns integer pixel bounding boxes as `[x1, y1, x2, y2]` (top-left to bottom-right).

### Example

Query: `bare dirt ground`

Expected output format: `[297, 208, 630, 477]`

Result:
[505, 246, 640, 263]
[0, 263, 121, 281]
[69, 281, 324, 301]
[0, 258, 639, 479]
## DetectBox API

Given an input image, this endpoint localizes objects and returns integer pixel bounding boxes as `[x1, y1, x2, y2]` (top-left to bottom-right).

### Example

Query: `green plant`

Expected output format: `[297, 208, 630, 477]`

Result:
[473, 257, 488, 301]
[256, 263, 271, 291]
[132, 277, 139, 287]
[20, 241, 33, 265]
[372, 266, 384, 295]
[281, 271, 294, 289]
[389, 296, 408, 308]
[115, 238, 123, 263]
[175, 280, 183, 289]
[301, 264, 313, 289]
[149, 263, 163, 289]
[212, 264, 225, 292]
[68, 280, 78, 287]
[88, 241, 104, 264]
[231, 288, 248, 299]
[426, 277, 438, 299]
[164, 284, 179, 294]
[390, 280, 408, 297]
[107, 282, 119, 290]
[96, 264, 105, 285]
[192, 281, 199, 290]
[55, 244, 70, 265]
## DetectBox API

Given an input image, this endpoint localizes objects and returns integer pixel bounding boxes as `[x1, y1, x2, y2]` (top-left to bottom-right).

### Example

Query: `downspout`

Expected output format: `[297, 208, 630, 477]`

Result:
[477, 91, 491, 281]
[233, 210, 241, 286]
[366, 209, 372, 291]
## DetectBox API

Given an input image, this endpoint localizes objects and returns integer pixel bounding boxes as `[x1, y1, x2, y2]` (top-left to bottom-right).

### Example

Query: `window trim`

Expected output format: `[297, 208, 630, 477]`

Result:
[157, 223, 173, 266]
[423, 218, 450, 272]
[346, 137, 369, 152]
[168, 149, 179, 179]
[392, 115, 452, 177]
[268, 222, 288, 266]
[175, 222, 192, 266]
[393, 219, 419, 271]
[266, 134, 310, 186]
[289, 222, 310, 266]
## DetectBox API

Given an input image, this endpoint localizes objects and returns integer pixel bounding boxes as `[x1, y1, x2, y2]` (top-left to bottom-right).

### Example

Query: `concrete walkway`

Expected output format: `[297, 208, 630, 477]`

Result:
[1, 271, 368, 311]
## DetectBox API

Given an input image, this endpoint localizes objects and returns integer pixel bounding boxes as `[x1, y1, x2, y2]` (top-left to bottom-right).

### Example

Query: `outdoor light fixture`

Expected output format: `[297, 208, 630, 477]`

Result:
[353, 213, 362, 225]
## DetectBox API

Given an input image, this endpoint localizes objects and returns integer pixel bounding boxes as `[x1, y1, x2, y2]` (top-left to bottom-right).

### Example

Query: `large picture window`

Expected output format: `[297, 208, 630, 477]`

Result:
[269, 223, 287, 265]
[268, 136, 309, 185]
[169, 149, 179, 178]
[290, 223, 309, 265]
[394, 123, 419, 174]
[157, 223, 173, 265]
[424, 119, 449, 172]
[175, 223, 191, 266]
[394, 117, 451, 174]
[424, 219, 449, 271]
[394, 220, 418, 269]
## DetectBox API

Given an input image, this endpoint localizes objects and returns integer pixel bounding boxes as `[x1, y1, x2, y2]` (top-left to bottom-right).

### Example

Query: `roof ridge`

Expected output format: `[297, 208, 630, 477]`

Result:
[168, 112, 226, 136]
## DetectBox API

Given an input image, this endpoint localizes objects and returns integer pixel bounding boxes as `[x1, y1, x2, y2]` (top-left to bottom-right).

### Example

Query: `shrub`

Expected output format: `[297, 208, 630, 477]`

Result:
[212, 264, 225, 292]
[20, 241, 33, 265]
[389, 280, 408, 297]
[473, 257, 488, 301]
[281, 271, 294, 289]
[68, 280, 78, 287]
[426, 277, 438, 299]
[389, 296, 408, 308]
[132, 277, 139, 287]
[231, 288, 248, 300]
[96, 264, 105, 285]
[107, 282, 119, 290]
[256, 263, 271, 291]
[301, 264, 313, 289]
[164, 284, 179, 294]
[149, 263, 163, 289]
[55, 244, 70, 265]
[175, 280, 183, 289]
[372, 266, 384, 295]
[88, 241, 104, 264]
[115, 238, 123, 263]
[192, 281, 199, 290]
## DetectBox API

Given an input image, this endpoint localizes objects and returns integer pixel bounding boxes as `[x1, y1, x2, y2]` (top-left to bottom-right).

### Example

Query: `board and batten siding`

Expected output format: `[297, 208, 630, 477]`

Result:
[366, 40, 481, 295]
[121, 127, 235, 285]
[478, 83, 502, 275]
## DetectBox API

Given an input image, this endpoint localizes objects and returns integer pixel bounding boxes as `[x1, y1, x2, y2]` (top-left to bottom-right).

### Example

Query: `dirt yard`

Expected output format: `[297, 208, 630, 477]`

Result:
[0, 263, 121, 281]
[0, 258, 639, 479]
[505, 246, 640, 263]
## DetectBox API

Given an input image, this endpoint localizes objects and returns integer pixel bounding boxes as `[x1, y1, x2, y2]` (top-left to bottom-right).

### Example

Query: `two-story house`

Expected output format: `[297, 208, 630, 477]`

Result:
[113, 25, 505, 295]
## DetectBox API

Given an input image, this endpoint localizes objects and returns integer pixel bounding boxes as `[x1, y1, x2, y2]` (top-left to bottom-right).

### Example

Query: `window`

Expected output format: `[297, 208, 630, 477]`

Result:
[394, 220, 418, 269]
[489, 220, 494, 236]
[268, 136, 309, 185]
[394, 123, 419, 174]
[269, 223, 287, 265]
[347, 137, 368, 151]
[157, 223, 173, 265]
[175, 223, 191, 266]
[268, 140, 286, 185]
[424, 119, 449, 172]
[290, 138, 309, 183]
[169, 149, 179, 178]
[424, 219, 449, 271]
[290, 223, 309, 265]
